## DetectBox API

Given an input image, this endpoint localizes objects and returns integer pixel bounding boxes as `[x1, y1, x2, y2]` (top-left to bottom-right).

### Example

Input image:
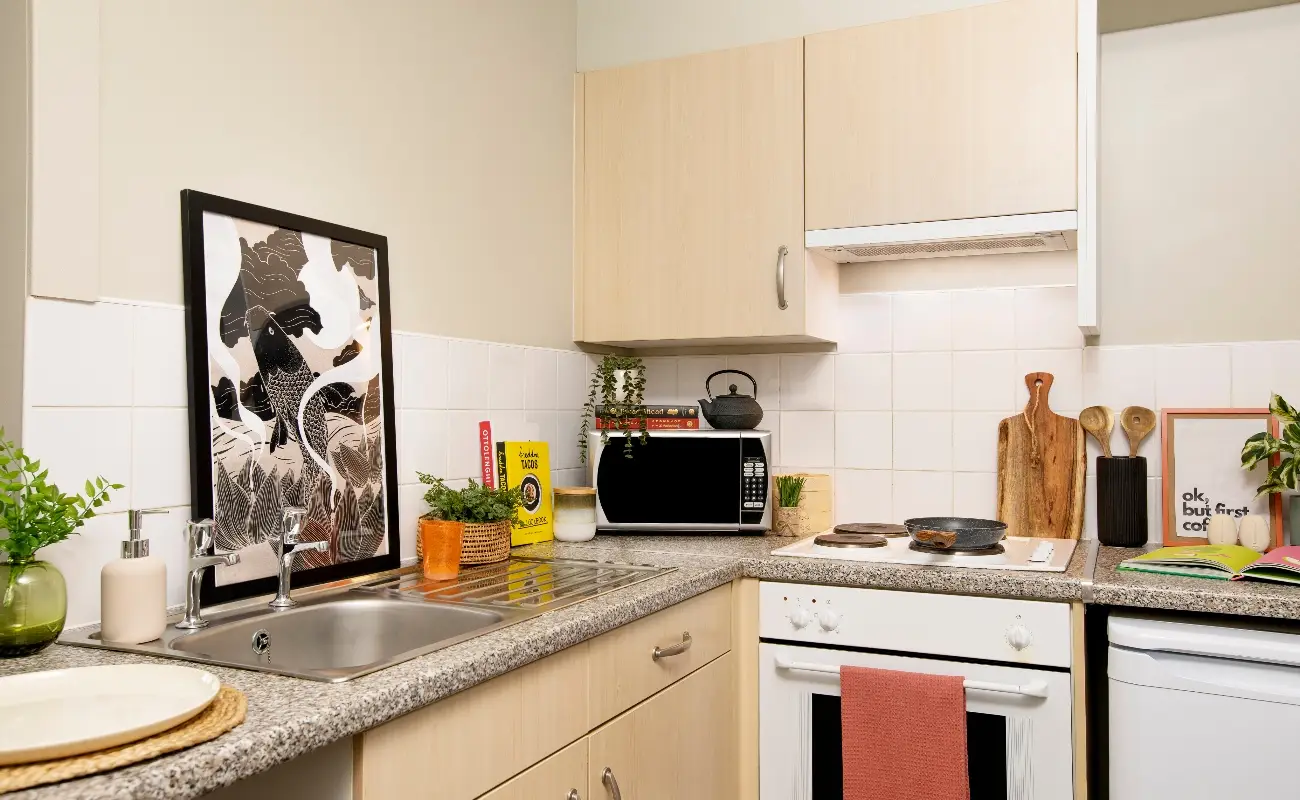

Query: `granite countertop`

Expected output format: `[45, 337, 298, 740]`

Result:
[1090, 544, 1300, 620]
[13, 533, 1300, 798]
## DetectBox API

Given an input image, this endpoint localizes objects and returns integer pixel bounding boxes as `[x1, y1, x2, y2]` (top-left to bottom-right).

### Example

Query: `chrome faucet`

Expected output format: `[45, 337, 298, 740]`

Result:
[175, 519, 240, 630]
[269, 506, 328, 610]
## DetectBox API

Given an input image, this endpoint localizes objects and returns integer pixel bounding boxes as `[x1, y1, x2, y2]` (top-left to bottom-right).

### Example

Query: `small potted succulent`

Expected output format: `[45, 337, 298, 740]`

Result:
[772, 475, 809, 537]
[0, 431, 121, 656]
[417, 475, 523, 572]
[1241, 393, 1300, 540]
[580, 355, 651, 463]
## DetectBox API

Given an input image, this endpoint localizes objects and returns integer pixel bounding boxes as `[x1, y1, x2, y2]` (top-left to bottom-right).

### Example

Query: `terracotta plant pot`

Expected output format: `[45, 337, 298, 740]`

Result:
[772, 506, 809, 537]
[419, 519, 464, 580]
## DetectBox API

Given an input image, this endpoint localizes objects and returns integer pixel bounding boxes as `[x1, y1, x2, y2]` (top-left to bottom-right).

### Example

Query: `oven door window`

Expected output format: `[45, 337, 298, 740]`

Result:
[596, 435, 740, 524]
[811, 693, 1011, 799]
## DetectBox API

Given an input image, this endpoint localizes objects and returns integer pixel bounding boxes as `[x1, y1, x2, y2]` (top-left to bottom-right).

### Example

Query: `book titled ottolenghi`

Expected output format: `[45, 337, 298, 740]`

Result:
[495, 441, 553, 546]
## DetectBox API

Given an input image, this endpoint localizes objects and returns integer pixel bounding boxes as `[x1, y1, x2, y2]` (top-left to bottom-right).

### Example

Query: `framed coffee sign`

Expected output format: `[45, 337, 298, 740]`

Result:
[1162, 408, 1283, 549]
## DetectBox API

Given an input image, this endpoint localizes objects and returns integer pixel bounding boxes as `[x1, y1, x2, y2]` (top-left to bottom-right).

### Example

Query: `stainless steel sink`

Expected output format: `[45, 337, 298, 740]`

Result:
[60, 557, 673, 682]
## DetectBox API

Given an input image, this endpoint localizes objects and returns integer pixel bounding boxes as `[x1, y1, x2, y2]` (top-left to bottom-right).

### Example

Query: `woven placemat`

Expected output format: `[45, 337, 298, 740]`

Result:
[0, 685, 247, 793]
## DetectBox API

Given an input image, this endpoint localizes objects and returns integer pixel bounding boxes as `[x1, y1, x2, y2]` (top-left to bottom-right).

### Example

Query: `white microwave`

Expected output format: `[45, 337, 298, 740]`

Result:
[589, 429, 772, 532]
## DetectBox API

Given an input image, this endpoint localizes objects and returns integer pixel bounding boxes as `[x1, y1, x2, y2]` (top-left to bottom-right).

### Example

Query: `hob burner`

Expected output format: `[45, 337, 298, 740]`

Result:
[833, 523, 908, 538]
[814, 533, 888, 549]
[908, 541, 1006, 556]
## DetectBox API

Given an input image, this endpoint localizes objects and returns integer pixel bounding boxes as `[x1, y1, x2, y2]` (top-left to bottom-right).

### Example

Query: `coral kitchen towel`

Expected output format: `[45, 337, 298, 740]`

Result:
[841, 665, 970, 800]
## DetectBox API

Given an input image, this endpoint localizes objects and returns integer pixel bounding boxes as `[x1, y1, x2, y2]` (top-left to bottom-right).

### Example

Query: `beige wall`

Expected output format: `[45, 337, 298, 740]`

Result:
[1099, 3, 1300, 345]
[86, 0, 577, 349]
[577, 0, 999, 71]
[0, 0, 28, 440]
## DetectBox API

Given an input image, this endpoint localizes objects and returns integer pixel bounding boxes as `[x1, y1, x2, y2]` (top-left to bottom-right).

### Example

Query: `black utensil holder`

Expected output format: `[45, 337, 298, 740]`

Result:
[1098, 456, 1147, 547]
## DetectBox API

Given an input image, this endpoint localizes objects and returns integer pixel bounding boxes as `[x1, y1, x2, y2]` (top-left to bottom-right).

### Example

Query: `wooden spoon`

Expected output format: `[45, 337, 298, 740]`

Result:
[1079, 406, 1115, 458]
[1120, 406, 1157, 456]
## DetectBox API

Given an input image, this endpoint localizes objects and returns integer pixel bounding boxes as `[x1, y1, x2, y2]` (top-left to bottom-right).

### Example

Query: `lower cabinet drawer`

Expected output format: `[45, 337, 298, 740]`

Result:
[588, 583, 733, 727]
[477, 739, 587, 800]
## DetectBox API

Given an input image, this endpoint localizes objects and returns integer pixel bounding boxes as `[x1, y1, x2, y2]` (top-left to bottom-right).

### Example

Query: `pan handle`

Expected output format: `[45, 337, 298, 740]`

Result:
[913, 529, 957, 549]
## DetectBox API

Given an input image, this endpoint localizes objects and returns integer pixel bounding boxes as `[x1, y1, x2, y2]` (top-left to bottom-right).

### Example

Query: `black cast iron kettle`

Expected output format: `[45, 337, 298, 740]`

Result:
[700, 370, 764, 430]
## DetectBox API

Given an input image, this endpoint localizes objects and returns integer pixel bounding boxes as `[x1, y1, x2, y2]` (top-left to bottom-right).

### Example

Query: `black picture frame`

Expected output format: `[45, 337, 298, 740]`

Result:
[180, 190, 400, 607]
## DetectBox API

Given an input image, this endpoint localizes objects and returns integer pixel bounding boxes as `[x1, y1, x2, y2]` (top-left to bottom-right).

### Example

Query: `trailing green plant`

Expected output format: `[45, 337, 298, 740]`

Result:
[776, 475, 807, 508]
[0, 430, 121, 604]
[579, 355, 649, 463]
[1241, 394, 1300, 495]
[417, 474, 523, 525]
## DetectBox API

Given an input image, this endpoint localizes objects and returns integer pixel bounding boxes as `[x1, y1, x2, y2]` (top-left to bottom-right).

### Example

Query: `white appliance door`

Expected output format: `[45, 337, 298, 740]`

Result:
[760, 643, 1074, 800]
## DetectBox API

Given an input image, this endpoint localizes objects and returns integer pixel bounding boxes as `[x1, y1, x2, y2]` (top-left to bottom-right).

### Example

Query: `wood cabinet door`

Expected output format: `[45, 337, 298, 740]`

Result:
[588, 653, 738, 799]
[477, 740, 587, 800]
[581, 40, 805, 345]
[805, 0, 1077, 230]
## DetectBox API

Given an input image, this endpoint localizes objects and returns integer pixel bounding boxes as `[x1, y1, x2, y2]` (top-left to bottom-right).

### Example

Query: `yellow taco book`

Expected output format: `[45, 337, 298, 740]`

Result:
[495, 440, 553, 546]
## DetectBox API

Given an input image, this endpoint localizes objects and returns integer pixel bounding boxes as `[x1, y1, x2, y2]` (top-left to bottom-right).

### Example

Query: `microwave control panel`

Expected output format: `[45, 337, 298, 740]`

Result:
[741, 437, 768, 525]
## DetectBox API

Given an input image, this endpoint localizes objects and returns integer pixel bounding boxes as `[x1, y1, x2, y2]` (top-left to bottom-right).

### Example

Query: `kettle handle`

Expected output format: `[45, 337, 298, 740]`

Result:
[705, 369, 758, 401]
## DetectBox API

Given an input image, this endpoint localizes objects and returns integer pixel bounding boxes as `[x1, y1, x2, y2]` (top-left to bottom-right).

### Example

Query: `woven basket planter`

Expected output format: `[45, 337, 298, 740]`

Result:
[772, 505, 810, 537]
[459, 520, 513, 565]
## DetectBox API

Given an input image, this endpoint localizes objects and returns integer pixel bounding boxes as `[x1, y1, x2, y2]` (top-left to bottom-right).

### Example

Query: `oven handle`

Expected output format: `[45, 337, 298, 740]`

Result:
[774, 657, 1050, 698]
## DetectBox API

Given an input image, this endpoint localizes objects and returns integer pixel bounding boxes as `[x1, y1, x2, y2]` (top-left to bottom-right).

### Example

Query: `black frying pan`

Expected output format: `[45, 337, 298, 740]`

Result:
[903, 517, 1007, 550]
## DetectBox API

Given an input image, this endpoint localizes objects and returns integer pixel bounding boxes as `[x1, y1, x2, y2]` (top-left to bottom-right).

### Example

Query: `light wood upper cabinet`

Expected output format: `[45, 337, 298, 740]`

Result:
[578, 40, 836, 346]
[805, 0, 1078, 231]
[589, 653, 738, 799]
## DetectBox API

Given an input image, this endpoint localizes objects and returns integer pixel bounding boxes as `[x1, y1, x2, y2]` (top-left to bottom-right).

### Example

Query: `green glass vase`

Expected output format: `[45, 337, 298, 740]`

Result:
[0, 558, 67, 657]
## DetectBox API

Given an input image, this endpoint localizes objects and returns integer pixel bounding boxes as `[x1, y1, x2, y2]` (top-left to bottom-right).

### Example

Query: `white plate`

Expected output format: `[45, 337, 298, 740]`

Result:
[0, 664, 221, 765]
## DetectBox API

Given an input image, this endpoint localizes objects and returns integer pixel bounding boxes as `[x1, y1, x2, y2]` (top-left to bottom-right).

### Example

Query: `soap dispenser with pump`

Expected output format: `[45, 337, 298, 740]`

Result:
[100, 508, 169, 644]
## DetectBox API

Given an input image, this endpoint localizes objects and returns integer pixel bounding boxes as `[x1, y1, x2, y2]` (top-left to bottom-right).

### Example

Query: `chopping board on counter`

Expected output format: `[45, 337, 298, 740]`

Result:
[997, 372, 1085, 539]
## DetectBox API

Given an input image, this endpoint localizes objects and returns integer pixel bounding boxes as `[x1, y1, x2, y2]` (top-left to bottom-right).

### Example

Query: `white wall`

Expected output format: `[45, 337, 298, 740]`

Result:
[577, 0, 998, 70]
[643, 285, 1300, 543]
[1099, 3, 1300, 345]
[33, 0, 578, 350]
[26, 297, 591, 628]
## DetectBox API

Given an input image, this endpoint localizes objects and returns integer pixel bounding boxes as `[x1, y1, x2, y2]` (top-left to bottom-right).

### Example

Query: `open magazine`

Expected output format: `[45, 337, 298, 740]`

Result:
[1118, 545, 1300, 586]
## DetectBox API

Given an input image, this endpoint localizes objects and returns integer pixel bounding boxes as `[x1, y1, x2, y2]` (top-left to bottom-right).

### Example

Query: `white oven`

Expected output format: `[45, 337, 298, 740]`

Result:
[758, 582, 1077, 799]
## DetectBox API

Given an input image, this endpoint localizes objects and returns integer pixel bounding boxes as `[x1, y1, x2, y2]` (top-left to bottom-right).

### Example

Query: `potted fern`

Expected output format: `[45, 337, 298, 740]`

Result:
[416, 475, 523, 574]
[1241, 393, 1300, 541]
[0, 431, 122, 656]
[773, 475, 809, 537]
[579, 355, 651, 463]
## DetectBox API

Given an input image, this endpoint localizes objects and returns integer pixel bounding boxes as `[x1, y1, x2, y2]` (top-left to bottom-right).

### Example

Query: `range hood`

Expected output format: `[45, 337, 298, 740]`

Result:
[806, 211, 1078, 263]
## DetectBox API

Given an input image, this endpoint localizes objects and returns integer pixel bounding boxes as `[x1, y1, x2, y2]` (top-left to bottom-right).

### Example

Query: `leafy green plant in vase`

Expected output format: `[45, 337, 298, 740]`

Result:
[0, 431, 121, 656]
[1241, 394, 1300, 544]
[579, 355, 650, 463]
[772, 475, 808, 537]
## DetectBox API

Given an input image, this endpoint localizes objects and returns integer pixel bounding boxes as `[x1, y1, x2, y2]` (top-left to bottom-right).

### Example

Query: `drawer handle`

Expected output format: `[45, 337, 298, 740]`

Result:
[567, 791, 581, 800]
[652, 631, 693, 661]
[602, 767, 623, 800]
[776, 245, 789, 310]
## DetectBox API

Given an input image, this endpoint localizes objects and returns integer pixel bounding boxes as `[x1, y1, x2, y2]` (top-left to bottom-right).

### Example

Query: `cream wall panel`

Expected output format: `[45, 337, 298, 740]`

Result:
[1100, 4, 1300, 345]
[0, 0, 29, 439]
[28, 0, 99, 302]
[92, 0, 576, 349]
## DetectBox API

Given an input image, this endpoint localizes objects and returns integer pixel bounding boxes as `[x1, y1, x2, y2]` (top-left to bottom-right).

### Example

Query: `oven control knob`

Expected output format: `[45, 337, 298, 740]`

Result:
[789, 607, 813, 629]
[1006, 624, 1033, 652]
[817, 608, 841, 632]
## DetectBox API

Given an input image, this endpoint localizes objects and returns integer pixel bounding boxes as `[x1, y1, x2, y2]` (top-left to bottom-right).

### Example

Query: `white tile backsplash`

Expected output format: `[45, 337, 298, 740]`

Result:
[1014, 286, 1085, 350]
[892, 412, 953, 471]
[524, 348, 559, 411]
[25, 407, 132, 513]
[892, 352, 951, 411]
[488, 345, 527, 410]
[891, 292, 951, 352]
[834, 412, 891, 470]
[1155, 345, 1232, 409]
[835, 354, 891, 411]
[1230, 342, 1300, 408]
[1082, 346, 1157, 412]
[779, 355, 835, 410]
[678, 357, 728, 408]
[28, 298, 133, 407]
[130, 407, 191, 509]
[728, 355, 781, 411]
[954, 472, 998, 519]
[834, 469, 892, 523]
[951, 290, 1015, 351]
[837, 293, 891, 353]
[401, 335, 448, 410]
[952, 412, 1004, 472]
[780, 411, 834, 468]
[639, 357, 679, 405]
[398, 409, 449, 484]
[893, 471, 953, 520]
[951, 351, 1016, 412]
[131, 306, 188, 407]
[447, 340, 490, 409]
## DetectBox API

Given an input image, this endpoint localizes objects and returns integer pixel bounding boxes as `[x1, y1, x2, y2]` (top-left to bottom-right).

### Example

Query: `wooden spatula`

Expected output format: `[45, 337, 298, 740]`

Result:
[1120, 406, 1157, 456]
[1080, 406, 1115, 458]
[997, 373, 1086, 539]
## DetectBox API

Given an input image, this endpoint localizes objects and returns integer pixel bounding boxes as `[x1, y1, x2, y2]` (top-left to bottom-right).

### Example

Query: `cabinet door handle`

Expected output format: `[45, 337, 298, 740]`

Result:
[652, 631, 693, 661]
[776, 245, 789, 310]
[602, 767, 623, 800]
[567, 791, 581, 800]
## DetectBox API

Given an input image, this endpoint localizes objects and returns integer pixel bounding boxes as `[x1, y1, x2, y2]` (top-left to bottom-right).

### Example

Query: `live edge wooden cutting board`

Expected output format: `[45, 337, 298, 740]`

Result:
[997, 373, 1086, 539]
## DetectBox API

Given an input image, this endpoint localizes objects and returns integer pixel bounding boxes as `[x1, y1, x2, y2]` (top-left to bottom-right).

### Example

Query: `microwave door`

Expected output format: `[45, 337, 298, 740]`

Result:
[758, 643, 1074, 800]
